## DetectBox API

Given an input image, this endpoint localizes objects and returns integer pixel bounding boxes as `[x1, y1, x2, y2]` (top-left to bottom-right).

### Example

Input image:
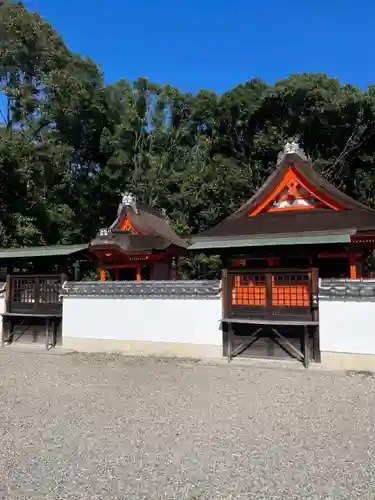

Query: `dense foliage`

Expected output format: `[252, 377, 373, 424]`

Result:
[2, 3, 375, 276]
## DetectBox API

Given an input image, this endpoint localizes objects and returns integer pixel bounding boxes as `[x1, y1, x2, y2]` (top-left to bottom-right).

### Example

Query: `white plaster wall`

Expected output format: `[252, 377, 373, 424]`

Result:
[62, 296, 222, 346]
[0, 293, 5, 315]
[320, 300, 375, 355]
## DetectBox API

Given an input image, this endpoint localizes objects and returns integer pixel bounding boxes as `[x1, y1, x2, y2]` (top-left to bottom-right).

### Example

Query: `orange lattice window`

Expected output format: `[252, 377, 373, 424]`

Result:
[271, 274, 310, 307]
[232, 275, 266, 306]
[231, 272, 310, 308]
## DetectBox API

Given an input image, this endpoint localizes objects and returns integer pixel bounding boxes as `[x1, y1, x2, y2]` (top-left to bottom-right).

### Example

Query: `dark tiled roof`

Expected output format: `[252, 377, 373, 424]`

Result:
[229, 150, 370, 220]
[197, 209, 375, 239]
[193, 144, 375, 243]
[0, 244, 88, 259]
[90, 199, 188, 253]
[62, 280, 220, 298]
[125, 206, 188, 249]
[319, 279, 375, 301]
[90, 233, 172, 253]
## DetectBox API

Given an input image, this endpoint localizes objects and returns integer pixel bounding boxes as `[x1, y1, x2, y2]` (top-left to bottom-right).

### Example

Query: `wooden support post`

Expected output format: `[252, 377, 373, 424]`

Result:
[227, 322, 233, 363]
[115, 268, 119, 281]
[313, 324, 321, 364]
[8, 318, 14, 344]
[311, 267, 320, 363]
[356, 255, 363, 279]
[5, 274, 10, 313]
[175, 257, 180, 280]
[45, 317, 50, 351]
[349, 253, 357, 279]
[221, 269, 228, 318]
[53, 318, 57, 348]
[99, 269, 106, 281]
[73, 262, 80, 281]
[3, 275, 11, 346]
[303, 325, 309, 369]
[136, 265, 142, 281]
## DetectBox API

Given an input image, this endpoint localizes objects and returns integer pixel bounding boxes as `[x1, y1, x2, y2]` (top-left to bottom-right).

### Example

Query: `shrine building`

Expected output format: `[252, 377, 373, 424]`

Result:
[88, 193, 188, 281]
[189, 141, 375, 365]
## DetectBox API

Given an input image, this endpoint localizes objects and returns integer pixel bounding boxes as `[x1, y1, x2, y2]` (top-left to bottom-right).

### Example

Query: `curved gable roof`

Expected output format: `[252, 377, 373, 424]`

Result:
[103, 196, 188, 251]
[189, 142, 375, 250]
[228, 146, 371, 220]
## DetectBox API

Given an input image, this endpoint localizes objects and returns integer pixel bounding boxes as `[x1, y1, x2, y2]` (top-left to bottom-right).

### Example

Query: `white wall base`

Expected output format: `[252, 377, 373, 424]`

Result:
[63, 337, 222, 359]
[320, 351, 375, 371]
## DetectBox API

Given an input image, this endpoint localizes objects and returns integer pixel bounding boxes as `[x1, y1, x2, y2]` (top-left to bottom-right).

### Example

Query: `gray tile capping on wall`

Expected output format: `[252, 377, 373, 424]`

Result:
[319, 278, 375, 301]
[61, 280, 221, 299]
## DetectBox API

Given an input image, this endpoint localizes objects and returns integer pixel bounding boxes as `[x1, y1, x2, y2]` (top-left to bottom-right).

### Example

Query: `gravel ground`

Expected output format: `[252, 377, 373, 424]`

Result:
[0, 352, 375, 499]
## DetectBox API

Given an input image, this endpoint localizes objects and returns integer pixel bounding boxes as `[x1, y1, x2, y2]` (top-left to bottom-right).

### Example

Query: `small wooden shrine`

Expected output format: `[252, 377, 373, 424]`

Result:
[190, 140, 375, 366]
[89, 193, 188, 281]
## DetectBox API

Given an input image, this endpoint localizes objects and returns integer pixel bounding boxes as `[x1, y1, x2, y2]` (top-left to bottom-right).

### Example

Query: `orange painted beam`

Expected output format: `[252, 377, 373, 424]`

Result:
[119, 216, 141, 234]
[349, 253, 357, 279]
[99, 269, 106, 281]
[267, 205, 316, 213]
[136, 265, 142, 281]
[248, 164, 346, 216]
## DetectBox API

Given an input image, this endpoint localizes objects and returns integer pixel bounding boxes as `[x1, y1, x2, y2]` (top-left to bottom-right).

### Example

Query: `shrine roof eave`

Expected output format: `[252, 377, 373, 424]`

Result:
[0, 243, 89, 260]
[188, 230, 355, 251]
[89, 236, 168, 253]
[89, 231, 188, 253]
[88, 242, 185, 256]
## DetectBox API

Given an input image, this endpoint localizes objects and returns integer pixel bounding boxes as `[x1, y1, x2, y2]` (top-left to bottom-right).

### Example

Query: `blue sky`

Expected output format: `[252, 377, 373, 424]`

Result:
[19, 0, 374, 93]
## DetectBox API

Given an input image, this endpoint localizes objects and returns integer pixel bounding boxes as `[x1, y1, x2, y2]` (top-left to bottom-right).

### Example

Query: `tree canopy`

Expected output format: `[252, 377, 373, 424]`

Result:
[1, 3, 375, 276]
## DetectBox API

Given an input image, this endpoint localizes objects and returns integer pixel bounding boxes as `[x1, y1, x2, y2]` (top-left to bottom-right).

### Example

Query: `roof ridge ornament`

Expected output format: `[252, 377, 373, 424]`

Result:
[278, 138, 308, 163]
[99, 228, 110, 236]
[119, 192, 139, 214]
[284, 139, 300, 154]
